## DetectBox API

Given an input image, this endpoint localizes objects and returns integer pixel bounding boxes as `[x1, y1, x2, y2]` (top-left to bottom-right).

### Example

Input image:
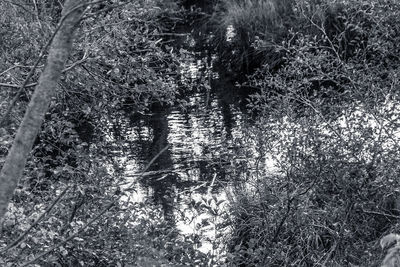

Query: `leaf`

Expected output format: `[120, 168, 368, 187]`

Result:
[216, 200, 225, 206]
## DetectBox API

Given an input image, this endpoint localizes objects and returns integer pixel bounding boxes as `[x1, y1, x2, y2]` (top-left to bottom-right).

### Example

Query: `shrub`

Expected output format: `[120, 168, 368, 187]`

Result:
[225, 0, 400, 265]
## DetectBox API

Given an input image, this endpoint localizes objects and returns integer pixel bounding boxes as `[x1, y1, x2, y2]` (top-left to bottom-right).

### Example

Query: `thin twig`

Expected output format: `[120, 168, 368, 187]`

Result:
[300, 5, 342, 61]
[3, 0, 35, 16]
[81, 2, 129, 20]
[0, 83, 37, 89]
[57, 0, 64, 9]
[19, 201, 114, 267]
[19, 145, 169, 266]
[0, 14, 66, 127]
[0, 56, 89, 88]
[61, 52, 92, 73]
[0, 0, 106, 127]
[0, 186, 69, 253]
[127, 145, 170, 188]
[0, 65, 20, 77]
[362, 209, 400, 220]
[321, 242, 337, 267]
[32, 0, 43, 31]
[0, 55, 93, 90]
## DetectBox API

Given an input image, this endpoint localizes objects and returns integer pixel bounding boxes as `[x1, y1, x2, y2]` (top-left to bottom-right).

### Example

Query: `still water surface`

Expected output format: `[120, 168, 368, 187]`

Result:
[109, 82, 251, 252]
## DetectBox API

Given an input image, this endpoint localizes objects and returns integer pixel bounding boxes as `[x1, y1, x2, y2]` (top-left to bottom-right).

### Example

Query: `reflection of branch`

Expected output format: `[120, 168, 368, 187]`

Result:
[128, 145, 170, 187]
[176, 181, 208, 196]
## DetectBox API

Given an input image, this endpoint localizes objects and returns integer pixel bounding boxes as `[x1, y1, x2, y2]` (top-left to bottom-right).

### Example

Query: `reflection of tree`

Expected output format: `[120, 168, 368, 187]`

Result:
[212, 77, 238, 139]
[146, 103, 177, 223]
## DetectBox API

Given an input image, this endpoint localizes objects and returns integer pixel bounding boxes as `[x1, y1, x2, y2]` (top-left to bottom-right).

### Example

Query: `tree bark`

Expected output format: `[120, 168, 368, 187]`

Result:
[0, 0, 87, 225]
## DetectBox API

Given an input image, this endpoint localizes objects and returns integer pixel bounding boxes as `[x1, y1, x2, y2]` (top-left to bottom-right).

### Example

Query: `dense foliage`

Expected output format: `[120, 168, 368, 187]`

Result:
[0, 1, 200, 266]
[224, 0, 400, 265]
[1, 0, 400, 266]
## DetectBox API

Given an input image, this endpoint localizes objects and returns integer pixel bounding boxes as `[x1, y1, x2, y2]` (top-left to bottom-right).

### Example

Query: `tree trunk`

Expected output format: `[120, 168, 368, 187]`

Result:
[0, 0, 87, 225]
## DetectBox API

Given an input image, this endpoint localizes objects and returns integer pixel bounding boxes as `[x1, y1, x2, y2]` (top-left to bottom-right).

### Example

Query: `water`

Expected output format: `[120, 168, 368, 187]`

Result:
[96, 11, 272, 257]
[107, 23, 251, 211]
[100, 48, 252, 254]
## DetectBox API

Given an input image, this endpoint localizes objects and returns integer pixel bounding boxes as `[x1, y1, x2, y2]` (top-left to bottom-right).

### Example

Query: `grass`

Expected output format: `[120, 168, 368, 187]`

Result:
[213, 0, 295, 74]
[220, 0, 293, 41]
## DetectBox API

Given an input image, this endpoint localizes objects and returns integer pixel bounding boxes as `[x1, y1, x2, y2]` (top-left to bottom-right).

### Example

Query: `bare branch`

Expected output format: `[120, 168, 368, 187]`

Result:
[0, 56, 92, 90]
[17, 145, 169, 266]
[0, 83, 37, 89]
[32, 0, 43, 31]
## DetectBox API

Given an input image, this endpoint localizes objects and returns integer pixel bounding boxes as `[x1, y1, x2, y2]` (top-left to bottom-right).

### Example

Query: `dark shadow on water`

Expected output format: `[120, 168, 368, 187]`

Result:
[145, 102, 177, 223]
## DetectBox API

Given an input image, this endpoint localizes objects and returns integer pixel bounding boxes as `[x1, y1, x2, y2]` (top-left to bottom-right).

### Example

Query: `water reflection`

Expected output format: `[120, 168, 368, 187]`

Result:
[109, 87, 248, 254]
[103, 15, 258, 255]
[145, 103, 176, 222]
[121, 88, 245, 198]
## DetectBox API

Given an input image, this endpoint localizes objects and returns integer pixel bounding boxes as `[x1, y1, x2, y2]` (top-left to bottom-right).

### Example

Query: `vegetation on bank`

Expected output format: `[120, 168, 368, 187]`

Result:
[1, 0, 400, 266]
[216, 0, 400, 265]
[0, 1, 198, 266]
[213, 0, 294, 74]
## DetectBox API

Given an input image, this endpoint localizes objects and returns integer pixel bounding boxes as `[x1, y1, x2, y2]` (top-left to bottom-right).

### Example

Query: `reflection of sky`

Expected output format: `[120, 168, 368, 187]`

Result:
[107, 94, 400, 190]
[167, 95, 230, 181]
[118, 89, 243, 184]
[105, 88, 246, 256]
[96, 30, 400, 258]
